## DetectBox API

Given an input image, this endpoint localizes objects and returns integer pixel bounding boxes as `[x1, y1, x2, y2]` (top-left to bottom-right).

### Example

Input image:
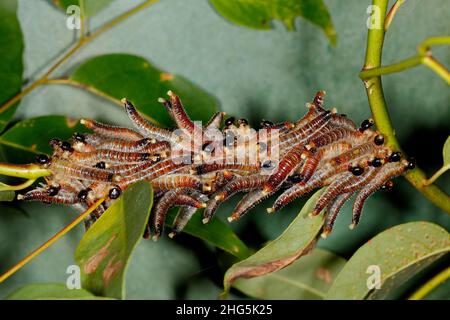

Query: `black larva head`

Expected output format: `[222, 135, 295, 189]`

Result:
[224, 117, 235, 127]
[73, 132, 85, 142]
[288, 174, 303, 184]
[371, 158, 383, 167]
[406, 157, 416, 170]
[202, 143, 214, 153]
[360, 119, 374, 131]
[47, 186, 60, 196]
[374, 134, 384, 146]
[109, 186, 122, 199]
[389, 152, 402, 162]
[77, 189, 91, 201]
[262, 160, 273, 169]
[349, 166, 364, 176]
[60, 141, 73, 152]
[95, 161, 106, 169]
[35, 154, 50, 165]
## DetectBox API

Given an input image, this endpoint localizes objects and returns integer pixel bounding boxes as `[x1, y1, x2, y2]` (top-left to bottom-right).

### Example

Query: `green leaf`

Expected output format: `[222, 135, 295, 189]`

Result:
[209, 0, 336, 44]
[70, 54, 219, 126]
[53, 0, 114, 17]
[325, 222, 450, 300]
[6, 283, 107, 300]
[0, 115, 86, 162]
[0, 189, 14, 202]
[166, 209, 251, 260]
[443, 136, 450, 165]
[222, 189, 326, 296]
[0, 0, 24, 132]
[74, 181, 153, 299]
[233, 248, 346, 299]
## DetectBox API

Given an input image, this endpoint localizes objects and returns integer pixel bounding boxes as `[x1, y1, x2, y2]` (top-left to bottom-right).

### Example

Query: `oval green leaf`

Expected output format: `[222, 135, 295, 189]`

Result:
[166, 209, 251, 260]
[74, 181, 153, 299]
[6, 283, 105, 300]
[70, 54, 219, 126]
[233, 248, 346, 300]
[222, 189, 326, 296]
[53, 0, 114, 17]
[0, 115, 86, 162]
[209, 0, 336, 44]
[325, 222, 450, 300]
[0, 0, 24, 133]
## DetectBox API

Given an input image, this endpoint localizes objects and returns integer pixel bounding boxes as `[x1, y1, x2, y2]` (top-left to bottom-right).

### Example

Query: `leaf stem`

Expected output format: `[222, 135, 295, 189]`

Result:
[384, 0, 405, 31]
[0, 162, 50, 179]
[0, 0, 160, 117]
[0, 198, 105, 283]
[423, 164, 450, 186]
[359, 55, 422, 78]
[362, 0, 450, 214]
[0, 179, 36, 191]
[408, 266, 450, 300]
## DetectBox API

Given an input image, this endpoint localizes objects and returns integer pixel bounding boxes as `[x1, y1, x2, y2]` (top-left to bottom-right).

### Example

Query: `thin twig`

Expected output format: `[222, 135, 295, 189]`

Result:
[0, 0, 160, 117]
[0, 198, 105, 283]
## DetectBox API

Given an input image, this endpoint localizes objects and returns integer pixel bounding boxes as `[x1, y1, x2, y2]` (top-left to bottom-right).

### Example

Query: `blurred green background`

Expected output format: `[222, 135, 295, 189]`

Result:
[0, 0, 449, 299]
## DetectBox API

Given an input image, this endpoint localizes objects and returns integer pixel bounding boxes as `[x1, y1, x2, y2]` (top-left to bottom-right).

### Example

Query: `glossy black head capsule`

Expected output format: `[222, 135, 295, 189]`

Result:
[77, 189, 91, 202]
[73, 133, 85, 142]
[371, 158, 383, 167]
[406, 157, 416, 170]
[359, 119, 374, 132]
[109, 186, 122, 199]
[95, 161, 106, 169]
[47, 186, 61, 196]
[374, 134, 385, 146]
[35, 154, 50, 165]
[262, 160, 273, 169]
[224, 117, 235, 127]
[60, 141, 74, 152]
[288, 174, 303, 184]
[388, 152, 402, 162]
[349, 166, 364, 176]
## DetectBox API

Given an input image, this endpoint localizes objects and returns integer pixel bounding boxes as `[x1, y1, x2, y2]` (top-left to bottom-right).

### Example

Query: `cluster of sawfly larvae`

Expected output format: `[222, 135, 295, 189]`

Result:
[18, 90, 415, 240]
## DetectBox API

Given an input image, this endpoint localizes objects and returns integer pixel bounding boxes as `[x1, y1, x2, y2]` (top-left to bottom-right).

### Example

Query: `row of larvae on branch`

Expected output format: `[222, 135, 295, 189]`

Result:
[18, 90, 415, 239]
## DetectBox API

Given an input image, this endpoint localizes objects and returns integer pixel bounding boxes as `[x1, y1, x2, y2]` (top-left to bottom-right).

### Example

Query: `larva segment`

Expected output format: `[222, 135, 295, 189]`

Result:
[229, 190, 272, 222]
[71, 150, 152, 164]
[122, 98, 174, 142]
[322, 192, 353, 238]
[205, 112, 226, 130]
[151, 174, 202, 191]
[80, 119, 143, 141]
[50, 160, 114, 182]
[153, 191, 205, 240]
[169, 206, 198, 238]
[96, 138, 152, 152]
[18, 188, 78, 205]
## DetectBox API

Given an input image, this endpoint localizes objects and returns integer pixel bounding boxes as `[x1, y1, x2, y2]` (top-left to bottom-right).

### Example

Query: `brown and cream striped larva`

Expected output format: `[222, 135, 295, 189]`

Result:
[19, 91, 415, 239]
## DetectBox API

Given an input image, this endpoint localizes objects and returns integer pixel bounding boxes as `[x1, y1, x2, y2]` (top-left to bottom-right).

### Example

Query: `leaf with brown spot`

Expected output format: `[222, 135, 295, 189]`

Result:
[75, 181, 153, 299]
[233, 248, 346, 300]
[222, 189, 326, 297]
[325, 222, 450, 300]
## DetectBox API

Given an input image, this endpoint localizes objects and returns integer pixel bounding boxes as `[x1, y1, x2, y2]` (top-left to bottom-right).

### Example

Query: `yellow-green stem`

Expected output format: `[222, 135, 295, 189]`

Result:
[362, 0, 450, 214]
[409, 266, 450, 300]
